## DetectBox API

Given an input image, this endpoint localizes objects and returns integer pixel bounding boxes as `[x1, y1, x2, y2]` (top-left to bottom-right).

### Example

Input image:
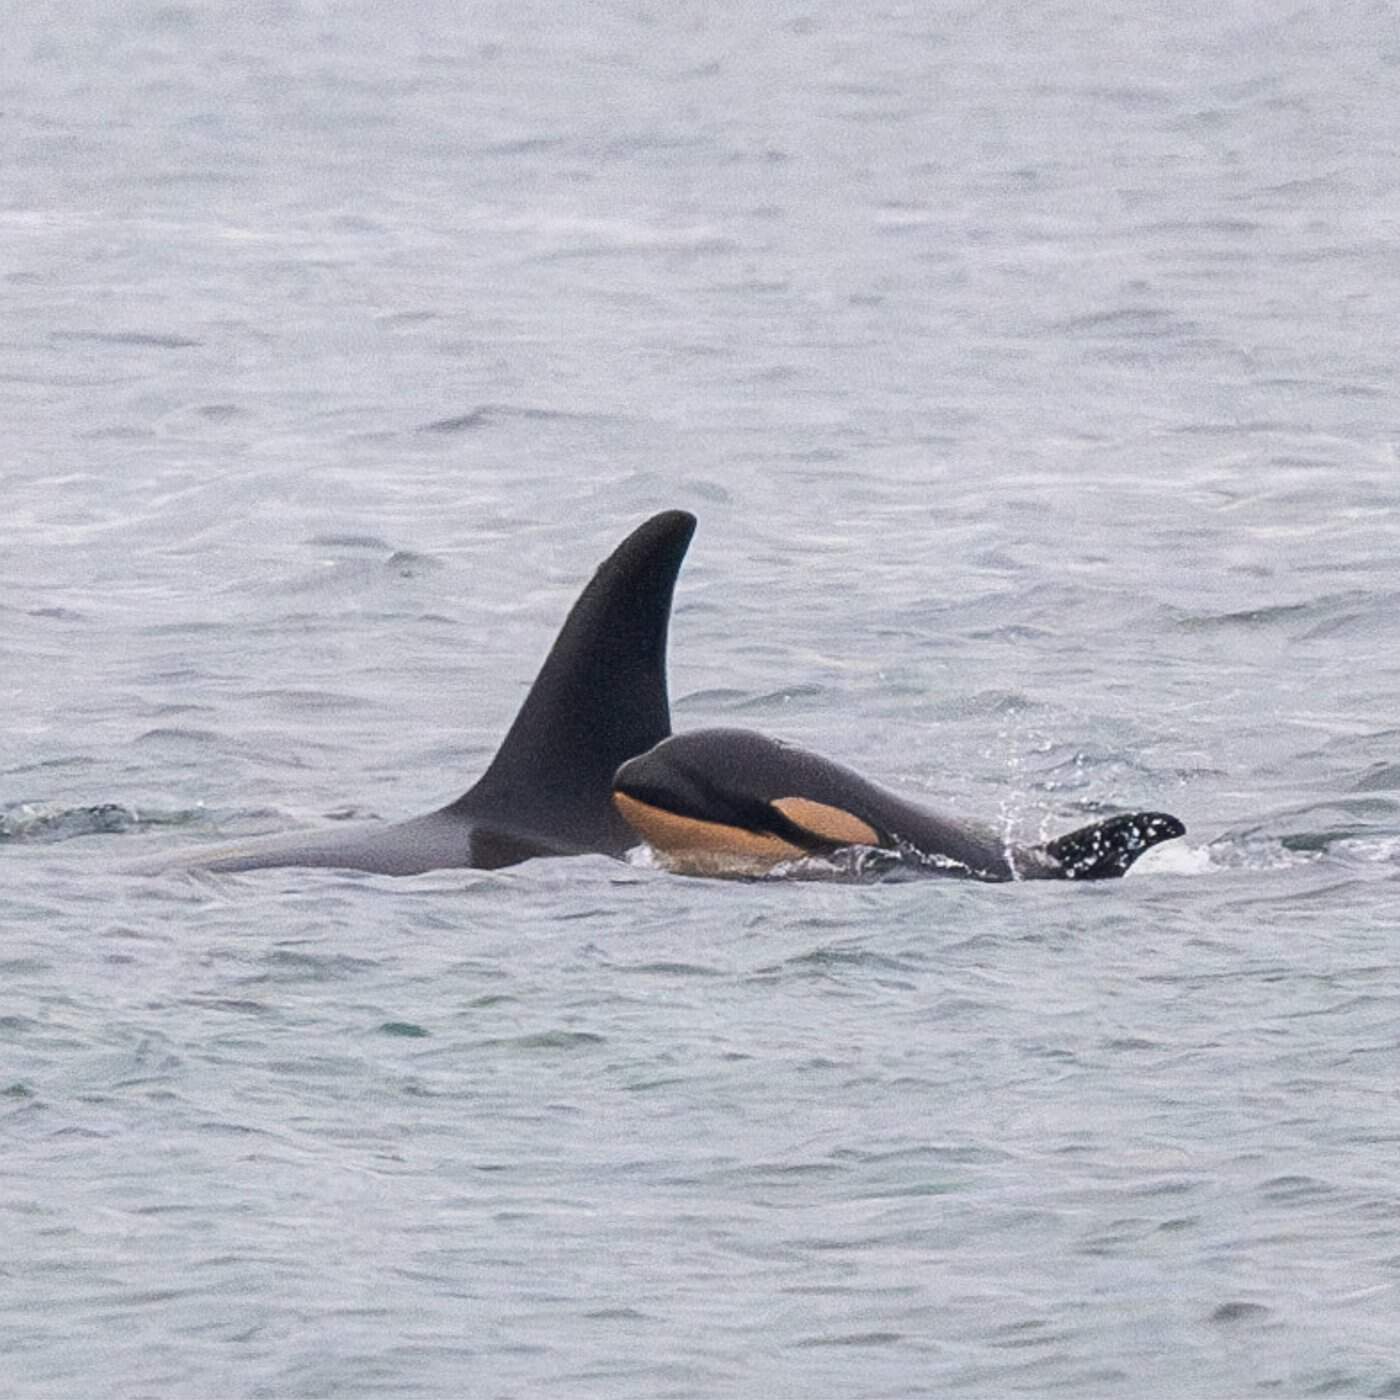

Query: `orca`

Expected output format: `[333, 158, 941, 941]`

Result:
[139, 510, 697, 875]
[613, 728, 1184, 881]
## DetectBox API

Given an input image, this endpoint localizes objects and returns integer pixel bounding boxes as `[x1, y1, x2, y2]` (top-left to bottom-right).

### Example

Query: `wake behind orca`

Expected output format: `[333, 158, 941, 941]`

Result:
[613, 728, 1184, 882]
[137, 510, 697, 875]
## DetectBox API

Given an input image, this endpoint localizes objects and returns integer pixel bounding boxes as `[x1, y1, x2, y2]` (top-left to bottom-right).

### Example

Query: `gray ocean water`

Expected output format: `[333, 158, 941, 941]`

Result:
[4, 3, 1400, 1396]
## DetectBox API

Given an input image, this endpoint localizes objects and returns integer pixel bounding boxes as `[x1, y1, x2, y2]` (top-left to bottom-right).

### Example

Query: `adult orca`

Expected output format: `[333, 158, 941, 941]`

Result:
[613, 728, 1184, 881]
[139, 510, 697, 875]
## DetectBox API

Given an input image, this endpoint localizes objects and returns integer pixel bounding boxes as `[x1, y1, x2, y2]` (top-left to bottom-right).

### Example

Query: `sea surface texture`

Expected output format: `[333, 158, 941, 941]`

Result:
[4, 3, 1399, 1396]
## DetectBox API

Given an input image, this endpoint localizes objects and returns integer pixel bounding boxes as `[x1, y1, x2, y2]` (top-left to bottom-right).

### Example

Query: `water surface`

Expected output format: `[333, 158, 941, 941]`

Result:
[4, 3, 1400, 1396]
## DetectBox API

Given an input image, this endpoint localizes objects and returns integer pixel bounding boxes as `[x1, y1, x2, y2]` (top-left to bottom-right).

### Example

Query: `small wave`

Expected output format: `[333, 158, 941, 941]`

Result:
[416, 403, 621, 433]
[52, 329, 201, 350]
[0, 801, 198, 845]
[768, 942, 926, 976]
[1326, 835, 1400, 866]
[735, 684, 829, 712]
[465, 1030, 606, 1054]
[674, 687, 752, 709]
[1164, 590, 1382, 636]
[1352, 762, 1400, 793]
[1207, 795, 1400, 871]
[418, 409, 491, 433]
[930, 689, 1040, 720]
[1228, 796, 1400, 851]
[384, 550, 443, 577]
[1051, 305, 1194, 338]
[246, 688, 376, 714]
[305, 532, 392, 550]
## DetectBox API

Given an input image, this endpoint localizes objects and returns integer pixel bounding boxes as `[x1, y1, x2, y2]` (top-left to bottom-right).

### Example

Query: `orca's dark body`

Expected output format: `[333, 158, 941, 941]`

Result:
[142, 511, 696, 875]
[613, 728, 1184, 881]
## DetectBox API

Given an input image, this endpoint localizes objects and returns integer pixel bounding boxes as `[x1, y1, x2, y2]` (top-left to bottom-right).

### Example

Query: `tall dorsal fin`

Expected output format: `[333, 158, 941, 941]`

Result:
[447, 510, 697, 855]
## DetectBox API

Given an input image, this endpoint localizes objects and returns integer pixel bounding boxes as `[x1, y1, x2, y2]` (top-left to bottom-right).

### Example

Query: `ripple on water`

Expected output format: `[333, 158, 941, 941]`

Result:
[6, 5, 1400, 1398]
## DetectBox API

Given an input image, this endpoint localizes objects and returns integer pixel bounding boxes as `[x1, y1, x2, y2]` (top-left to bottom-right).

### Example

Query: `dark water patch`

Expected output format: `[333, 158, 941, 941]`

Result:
[475, 1030, 606, 1052]
[138, 620, 234, 638]
[79, 424, 158, 442]
[1298, 609, 1390, 642]
[27, 605, 86, 621]
[307, 532, 393, 550]
[245, 951, 381, 986]
[1164, 417, 1304, 434]
[0, 801, 144, 843]
[623, 1076, 690, 1093]
[1229, 795, 1400, 842]
[1102, 1036, 1162, 1052]
[837, 1142, 1011, 1168]
[1352, 763, 1400, 792]
[1210, 1299, 1272, 1324]
[378, 310, 437, 329]
[183, 998, 272, 1020]
[1289, 1369, 1376, 1396]
[1258, 1174, 1336, 1205]
[384, 550, 442, 576]
[266, 1056, 367, 1079]
[1171, 599, 1315, 630]
[143, 703, 218, 721]
[247, 688, 376, 714]
[1139, 215, 1263, 237]
[1051, 305, 1195, 338]
[2, 755, 99, 778]
[101, 923, 156, 942]
[683, 479, 732, 504]
[1126, 1177, 1200, 1199]
[474, 136, 567, 157]
[0, 958, 52, 976]
[135, 726, 222, 745]
[51, 330, 202, 349]
[754, 943, 925, 979]
[851, 1179, 962, 1201]
[1157, 1216, 1199, 1233]
[379, 1021, 430, 1038]
[789, 940, 929, 974]
[794, 1330, 905, 1348]
[418, 403, 619, 433]
[613, 960, 724, 977]
[419, 409, 491, 433]
[750, 1159, 849, 1184]
[1166, 592, 1375, 635]
[462, 993, 516, 1009]
[985, 1317, 1069, 1349]
[195, 1118, 283, 1138]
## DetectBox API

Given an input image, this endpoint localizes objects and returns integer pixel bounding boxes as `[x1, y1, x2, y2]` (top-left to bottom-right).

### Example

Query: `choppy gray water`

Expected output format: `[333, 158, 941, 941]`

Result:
[4, 3, 1400, 1396]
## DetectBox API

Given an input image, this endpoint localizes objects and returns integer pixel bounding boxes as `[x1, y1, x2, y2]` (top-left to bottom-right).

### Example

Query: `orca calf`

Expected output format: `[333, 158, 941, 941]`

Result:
[613, 728, 1184, 881]
[140, 510, 696, 875]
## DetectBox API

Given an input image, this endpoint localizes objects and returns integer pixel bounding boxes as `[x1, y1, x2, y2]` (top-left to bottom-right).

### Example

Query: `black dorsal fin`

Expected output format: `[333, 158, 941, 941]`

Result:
[1039, 811, 1185, 880]
[447, 510, 697, 856]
